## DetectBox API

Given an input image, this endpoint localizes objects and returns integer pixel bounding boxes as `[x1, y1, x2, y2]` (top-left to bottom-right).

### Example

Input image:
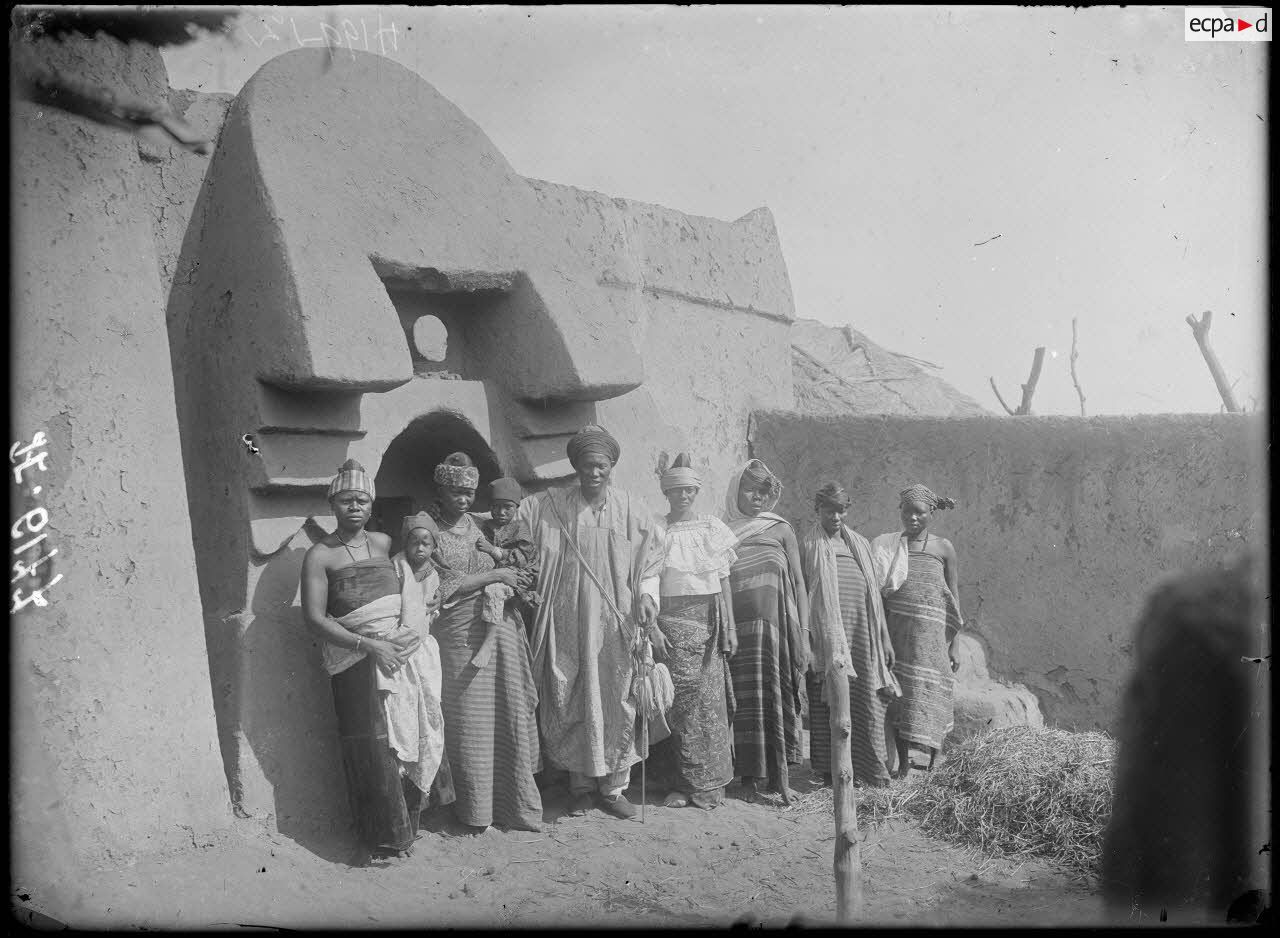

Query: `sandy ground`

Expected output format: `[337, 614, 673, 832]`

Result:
[16, 763, 1104, 929]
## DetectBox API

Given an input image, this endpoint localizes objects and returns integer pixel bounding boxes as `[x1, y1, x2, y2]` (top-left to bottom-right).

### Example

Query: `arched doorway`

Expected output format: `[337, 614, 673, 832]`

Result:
[370, 409, 503, 554]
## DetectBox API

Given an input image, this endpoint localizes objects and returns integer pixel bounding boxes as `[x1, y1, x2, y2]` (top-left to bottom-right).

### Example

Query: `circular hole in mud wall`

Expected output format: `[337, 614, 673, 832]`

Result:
[412, 315, 449, 362]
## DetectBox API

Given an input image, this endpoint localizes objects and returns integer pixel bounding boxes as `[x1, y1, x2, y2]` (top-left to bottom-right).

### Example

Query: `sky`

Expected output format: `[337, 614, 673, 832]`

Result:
[163, 5, 1269, 416]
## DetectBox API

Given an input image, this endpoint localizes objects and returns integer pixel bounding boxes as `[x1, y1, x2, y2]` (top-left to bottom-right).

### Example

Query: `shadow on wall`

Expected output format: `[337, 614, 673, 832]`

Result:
[243, 542, 355, 861]
[232, 408, 505, 862]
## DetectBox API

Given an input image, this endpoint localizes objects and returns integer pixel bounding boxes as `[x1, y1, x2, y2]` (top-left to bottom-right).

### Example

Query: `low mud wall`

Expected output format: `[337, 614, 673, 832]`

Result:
[750, 412, 1266, 730]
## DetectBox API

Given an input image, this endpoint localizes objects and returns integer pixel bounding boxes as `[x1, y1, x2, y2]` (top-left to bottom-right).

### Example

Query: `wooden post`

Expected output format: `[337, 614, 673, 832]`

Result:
[827, 658, 863, 922]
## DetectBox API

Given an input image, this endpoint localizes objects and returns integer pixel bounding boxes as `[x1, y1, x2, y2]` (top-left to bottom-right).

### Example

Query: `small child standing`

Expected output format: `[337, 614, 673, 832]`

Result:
[389, 511, 455, 809]
[475, 477, 541, 630]
[394, 512, 442, 637]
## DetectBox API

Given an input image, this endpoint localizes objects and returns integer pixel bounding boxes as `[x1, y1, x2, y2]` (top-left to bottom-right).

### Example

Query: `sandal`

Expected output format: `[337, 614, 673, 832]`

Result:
[662, 792, 689, 808]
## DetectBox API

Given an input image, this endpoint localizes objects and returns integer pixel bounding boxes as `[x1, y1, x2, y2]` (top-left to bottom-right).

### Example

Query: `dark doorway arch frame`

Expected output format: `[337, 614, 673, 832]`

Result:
[371, 409, 504, 554]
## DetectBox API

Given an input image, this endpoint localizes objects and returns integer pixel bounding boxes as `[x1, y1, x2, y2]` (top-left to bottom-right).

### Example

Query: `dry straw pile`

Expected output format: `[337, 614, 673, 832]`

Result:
[786, 726, 1116, 880]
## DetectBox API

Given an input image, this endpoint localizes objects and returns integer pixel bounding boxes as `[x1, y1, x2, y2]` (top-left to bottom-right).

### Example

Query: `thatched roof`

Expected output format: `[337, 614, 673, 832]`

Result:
[792, 318, 988, 417]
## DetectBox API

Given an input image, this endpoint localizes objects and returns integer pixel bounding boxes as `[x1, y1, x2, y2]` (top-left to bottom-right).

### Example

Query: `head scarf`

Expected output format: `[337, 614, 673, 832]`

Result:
[434, 452, 479, 489]
[566, 425, 620, 468]
[899, 483, 956, 511]
[399, 511, 439, 543]
[659, 452, 701, 493]
[489, 477, 524, 505]
[741, 461, 775, 488]
[728, 459, 781, 511]
[722, 459, 785, 533]
[328, 458, 375, 500]
[814, 482, 851, 512]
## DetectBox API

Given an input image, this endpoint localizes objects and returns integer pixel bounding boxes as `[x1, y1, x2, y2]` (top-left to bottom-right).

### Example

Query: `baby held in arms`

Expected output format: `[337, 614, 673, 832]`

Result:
[474, 477, 541, 628]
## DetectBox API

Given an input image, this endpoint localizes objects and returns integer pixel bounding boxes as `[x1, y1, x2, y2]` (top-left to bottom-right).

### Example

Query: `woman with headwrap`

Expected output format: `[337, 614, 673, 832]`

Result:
[721, 459, 810, 803]
[514, 425, 664, 820]
[428, 452, 543, 832]
[800, 483, 899, 789]
[871, 483, 963, 777]
[299, 459, 446, 863]
[645, 453, 738, 810]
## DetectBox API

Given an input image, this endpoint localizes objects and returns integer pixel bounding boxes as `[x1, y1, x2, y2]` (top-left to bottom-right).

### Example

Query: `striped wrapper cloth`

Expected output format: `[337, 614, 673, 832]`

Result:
[883, 551, 963, 750]
[726, 526, 806, 786]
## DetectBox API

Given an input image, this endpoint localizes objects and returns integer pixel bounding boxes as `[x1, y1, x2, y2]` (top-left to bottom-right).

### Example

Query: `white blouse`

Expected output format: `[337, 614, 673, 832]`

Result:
[657, 515, 739, 597]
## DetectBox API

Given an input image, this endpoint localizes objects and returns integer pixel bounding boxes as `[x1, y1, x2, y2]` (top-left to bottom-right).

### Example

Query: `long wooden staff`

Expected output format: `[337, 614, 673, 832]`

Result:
[827, 656, 863, 922]
[641, 657, 649, 825]
[814, 528, 864, 923]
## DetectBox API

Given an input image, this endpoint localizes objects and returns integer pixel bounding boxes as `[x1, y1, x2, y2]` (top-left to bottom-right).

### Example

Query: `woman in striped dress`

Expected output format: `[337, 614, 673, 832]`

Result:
[800, 483, 899, 789]
[722, 459, 810, 802]
[429, 452, 543, 831]
[872, 483, 963, 777]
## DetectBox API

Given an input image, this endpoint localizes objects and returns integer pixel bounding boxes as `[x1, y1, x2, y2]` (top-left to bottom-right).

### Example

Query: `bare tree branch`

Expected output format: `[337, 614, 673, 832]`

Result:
[990, 346, 1047, 415]
[1185, 310, 1242, 413]
[989, 377, 1017, 415]
[1017, 347, 1047, 414]
[1070, 319, 1087, 417]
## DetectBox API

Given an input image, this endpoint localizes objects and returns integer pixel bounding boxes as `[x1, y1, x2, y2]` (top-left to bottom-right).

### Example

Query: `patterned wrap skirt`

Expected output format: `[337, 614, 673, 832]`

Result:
[646, 592, 735, 794]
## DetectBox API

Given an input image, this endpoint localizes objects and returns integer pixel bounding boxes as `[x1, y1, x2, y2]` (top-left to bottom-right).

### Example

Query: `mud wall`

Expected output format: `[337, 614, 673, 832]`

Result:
[749, 412, 1266, 730]
[162, 49, 797, 842]
[531, 180, 795, 504]
[10, 33, 229, 890]
[149, 97, 796, 515]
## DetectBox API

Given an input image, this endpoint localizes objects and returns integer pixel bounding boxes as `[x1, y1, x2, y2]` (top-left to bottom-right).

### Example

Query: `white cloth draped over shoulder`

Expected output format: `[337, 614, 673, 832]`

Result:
[319, 555, 447, 795]
[801, 520, 900, 698]
[870, 531, 910, 594]
[655, 514, 738, 597]
[515, 483, 663, 778]
[392, 554, 441, 640]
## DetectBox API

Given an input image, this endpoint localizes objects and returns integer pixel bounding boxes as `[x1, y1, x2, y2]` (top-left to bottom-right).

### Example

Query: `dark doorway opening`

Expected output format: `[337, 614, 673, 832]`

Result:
[372, 409, 503, 555]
